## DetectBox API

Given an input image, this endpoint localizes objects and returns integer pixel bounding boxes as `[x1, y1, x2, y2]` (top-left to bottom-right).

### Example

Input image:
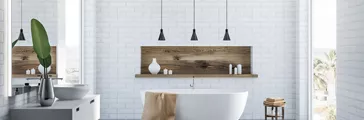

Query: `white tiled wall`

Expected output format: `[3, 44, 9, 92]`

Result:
[95, 0, 300, 119]
[0, 0, 5, 118]
[1, 0, 311, 119]
[296, 0, 309, 119]
[11, 0, 58, 46]
[337, 0, 364, 120]
[0, 0, 37, 119]
[84, 0, 97, 94]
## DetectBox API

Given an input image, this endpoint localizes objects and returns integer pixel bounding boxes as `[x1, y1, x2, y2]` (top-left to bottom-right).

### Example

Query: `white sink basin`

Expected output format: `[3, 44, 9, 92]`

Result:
[54, 84, 89, 100]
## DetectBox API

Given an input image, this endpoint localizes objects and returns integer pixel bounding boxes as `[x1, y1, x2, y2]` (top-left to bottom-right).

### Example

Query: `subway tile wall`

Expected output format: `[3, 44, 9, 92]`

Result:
[11, 0, 58, 46]
[337, 0, 364, 119]
[95, 0, 301, 119]
[0, 0, 37, 119]
[0, 0, 310, 119]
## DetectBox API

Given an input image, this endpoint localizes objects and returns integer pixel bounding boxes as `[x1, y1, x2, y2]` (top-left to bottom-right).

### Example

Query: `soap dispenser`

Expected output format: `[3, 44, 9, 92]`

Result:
[31, 68, 36, 75]
[26, 69, 31, 75]
[163, 68, 168, 75]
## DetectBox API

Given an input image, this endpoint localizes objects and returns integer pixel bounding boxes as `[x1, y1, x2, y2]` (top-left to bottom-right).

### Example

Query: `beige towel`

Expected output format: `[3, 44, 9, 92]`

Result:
[266, 97, 284, 102]
[264, 101, 286, 107]
[142, 92, 177, 120]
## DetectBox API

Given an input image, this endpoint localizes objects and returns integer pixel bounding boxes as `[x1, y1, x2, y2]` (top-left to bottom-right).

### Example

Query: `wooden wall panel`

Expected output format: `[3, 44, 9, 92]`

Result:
[12, 46, 57, 74]
[141, 46, 251, 74]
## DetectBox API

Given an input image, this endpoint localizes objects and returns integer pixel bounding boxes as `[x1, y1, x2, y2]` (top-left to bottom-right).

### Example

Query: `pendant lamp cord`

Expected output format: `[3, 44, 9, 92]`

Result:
[226, 0, 228, 29]
[193, 0, 195, 29]
[20, 0, 23, 28]
[161, 0, 163, 29]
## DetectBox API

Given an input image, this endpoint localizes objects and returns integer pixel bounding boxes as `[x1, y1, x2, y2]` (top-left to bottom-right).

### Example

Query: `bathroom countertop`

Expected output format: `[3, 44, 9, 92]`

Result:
[10, 94, 100, 120]
[11, 95, 99, 110]
[12, 84, 39, 88]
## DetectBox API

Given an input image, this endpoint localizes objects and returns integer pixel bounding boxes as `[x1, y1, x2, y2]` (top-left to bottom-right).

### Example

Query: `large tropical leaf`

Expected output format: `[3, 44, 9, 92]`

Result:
[12, 40, 18, 48]
[31, 19, 51, 59]
[314, 58, 328, 90]
[313, 50, 337, 90]
[314, 72, 327, 89]
[37, 55, 52, 68]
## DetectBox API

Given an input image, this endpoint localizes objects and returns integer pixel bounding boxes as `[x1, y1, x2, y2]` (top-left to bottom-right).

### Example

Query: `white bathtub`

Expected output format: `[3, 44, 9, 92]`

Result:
[140, 89, 248, 120]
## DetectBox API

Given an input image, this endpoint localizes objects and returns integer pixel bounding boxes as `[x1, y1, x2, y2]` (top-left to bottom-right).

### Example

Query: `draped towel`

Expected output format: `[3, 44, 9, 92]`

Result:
[142, 92, 177, 120]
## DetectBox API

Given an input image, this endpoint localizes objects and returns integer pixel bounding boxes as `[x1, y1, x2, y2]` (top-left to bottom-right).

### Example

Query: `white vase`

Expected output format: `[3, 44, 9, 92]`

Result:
[237, 64, 242, 74]
[148, 58, 161, 74]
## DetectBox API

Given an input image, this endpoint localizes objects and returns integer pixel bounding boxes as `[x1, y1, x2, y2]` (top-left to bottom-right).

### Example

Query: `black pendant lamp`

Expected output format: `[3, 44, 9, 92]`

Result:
[223, 0, 230, 41]
[158, 0, 166, 41]
[191, 0, 198, 41]
[18, 0, 25, 41]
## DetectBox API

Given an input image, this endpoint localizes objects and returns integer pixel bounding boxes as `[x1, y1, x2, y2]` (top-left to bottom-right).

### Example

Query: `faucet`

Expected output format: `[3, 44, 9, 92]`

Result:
[26, 77, 63, 81]
[189, 76, 195, 89]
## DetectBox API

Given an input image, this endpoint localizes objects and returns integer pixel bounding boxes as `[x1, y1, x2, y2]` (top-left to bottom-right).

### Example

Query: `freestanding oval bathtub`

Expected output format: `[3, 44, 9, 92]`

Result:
[140, 89, 248, 120]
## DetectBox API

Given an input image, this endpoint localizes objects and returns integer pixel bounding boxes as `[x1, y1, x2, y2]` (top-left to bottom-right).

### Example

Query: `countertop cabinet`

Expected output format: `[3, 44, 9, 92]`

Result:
[10, 95, 100, 120]
[74, 96, 99, 120]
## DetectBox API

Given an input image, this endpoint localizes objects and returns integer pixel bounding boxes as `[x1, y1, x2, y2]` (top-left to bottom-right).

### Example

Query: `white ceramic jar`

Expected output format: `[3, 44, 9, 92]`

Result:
[237, 64, 242, 74]
[163, 68, 168, 75]
[26, 69, 31, 75]
[148, 58, 161, 74]
[31, 68, 36, 75]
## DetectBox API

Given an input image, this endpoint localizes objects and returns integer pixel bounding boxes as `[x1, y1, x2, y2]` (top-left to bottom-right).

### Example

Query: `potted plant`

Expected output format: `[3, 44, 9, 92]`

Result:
[31, 18, 55, 106]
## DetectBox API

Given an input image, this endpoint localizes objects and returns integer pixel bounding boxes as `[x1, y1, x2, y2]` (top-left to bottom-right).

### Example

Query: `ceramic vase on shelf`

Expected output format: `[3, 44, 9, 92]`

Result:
[148, 58, 161, 74]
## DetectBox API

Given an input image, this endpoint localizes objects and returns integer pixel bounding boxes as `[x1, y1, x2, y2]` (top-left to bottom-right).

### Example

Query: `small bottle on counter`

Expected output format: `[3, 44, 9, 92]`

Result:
[26, 69, 31, 75]
[163, 68, 168, 75]
[234, 67, 238, 75]
[168, 70, 173, 75]
[237, 64, 242, 74]
[24, 83, 31, 93]
[229, 64, 232, 74]
[14, 88, 20, 95]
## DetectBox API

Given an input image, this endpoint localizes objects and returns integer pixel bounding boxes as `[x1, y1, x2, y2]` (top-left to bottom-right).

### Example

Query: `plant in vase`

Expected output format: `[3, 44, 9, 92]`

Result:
[31, 18, 55, 106]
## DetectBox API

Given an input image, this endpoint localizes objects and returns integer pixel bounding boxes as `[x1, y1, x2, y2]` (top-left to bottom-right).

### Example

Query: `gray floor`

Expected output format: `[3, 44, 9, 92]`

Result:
[99, 119, 296, 120]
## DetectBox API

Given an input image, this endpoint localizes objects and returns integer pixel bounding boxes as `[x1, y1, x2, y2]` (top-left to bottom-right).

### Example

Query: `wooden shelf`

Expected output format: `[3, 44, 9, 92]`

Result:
[12, 74, 58, 78]
[135, 74, 258, 78]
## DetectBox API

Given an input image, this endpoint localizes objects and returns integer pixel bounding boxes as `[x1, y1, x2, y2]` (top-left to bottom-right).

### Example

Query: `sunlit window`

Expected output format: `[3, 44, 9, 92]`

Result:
[312, 0, 337, 119]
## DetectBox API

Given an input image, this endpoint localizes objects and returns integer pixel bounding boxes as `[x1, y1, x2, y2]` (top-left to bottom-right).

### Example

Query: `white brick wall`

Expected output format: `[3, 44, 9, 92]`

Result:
[95, 0, 300, 119]
[0, 0, 37, 119]
[11, 0, 58, 46]
[84, 0, 97, 94]
[296, 0, 309, 119]
[337, 0, 364, 120]
[0, 0, 5, 118]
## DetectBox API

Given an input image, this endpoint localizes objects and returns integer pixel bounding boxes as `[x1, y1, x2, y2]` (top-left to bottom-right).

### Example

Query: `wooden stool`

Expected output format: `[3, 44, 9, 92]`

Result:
[264, 103, 285, 120]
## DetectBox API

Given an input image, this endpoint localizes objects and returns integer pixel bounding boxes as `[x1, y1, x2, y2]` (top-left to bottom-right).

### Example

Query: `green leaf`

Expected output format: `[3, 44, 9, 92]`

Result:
[37, 55, 52, 68]
[12, 39, 18, 48]
[31, 19, 51, 59]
